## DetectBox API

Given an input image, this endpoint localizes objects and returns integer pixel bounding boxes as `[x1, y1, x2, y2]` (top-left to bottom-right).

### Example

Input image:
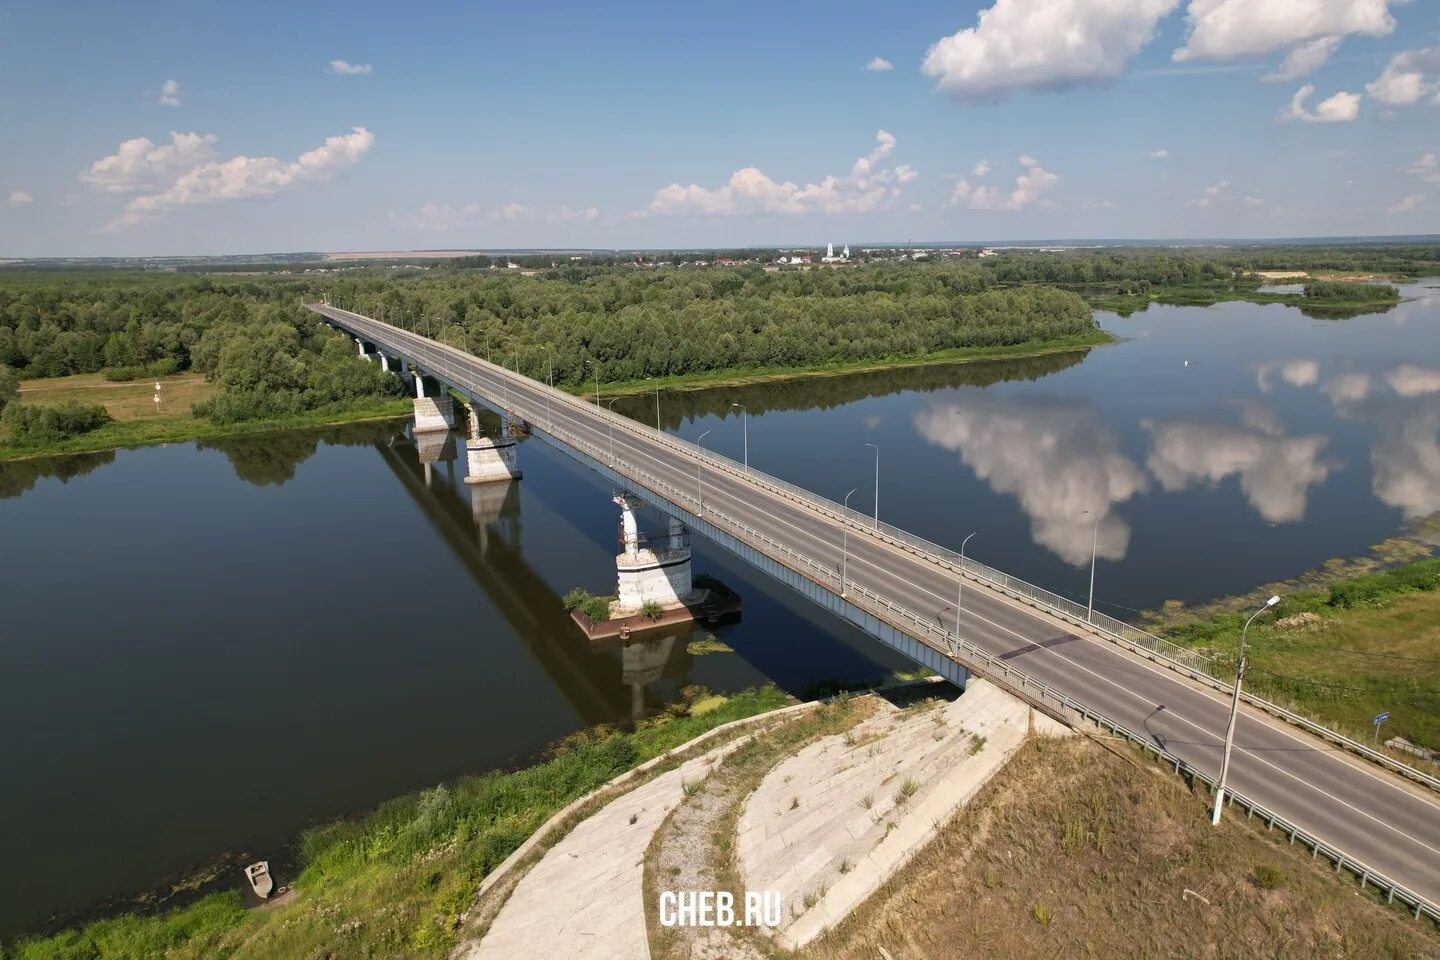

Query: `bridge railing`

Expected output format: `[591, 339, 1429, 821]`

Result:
[309, 302, 1440, 793]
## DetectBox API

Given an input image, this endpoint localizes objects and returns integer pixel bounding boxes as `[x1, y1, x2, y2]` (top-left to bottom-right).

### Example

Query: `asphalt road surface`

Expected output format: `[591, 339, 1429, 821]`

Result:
[312, 304, 1440, 910]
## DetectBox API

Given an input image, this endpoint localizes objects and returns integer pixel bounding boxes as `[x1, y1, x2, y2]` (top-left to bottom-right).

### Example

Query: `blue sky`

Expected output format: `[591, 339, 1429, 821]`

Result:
[1, 0, 1437, 256]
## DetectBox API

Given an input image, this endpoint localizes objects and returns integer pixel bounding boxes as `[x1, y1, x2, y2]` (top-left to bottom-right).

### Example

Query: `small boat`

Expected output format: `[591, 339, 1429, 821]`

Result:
[244, 861, 275, 899]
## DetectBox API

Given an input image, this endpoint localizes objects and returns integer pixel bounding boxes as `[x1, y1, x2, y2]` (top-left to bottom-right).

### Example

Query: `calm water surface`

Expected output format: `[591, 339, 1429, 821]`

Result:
[2, 281, 1437, 937]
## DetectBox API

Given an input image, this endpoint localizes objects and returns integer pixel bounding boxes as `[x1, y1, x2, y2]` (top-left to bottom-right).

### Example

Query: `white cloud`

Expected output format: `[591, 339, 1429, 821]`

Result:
[546, 205, 601, 222]
[8, 190, 34, 207]
[864, 57, 893, 72]
[1322, 372, 1372, 406]
[921, 0, 1180, 102]
[1388, 193, 1426, 214]
[1388, 365, 1440, 398]
[1263, 35, 1341, 81]
[106, 127, 373, 230]
[1276, 83, 1361, 123]
[1187, 179, 1230, 208]
[328, 59, 373, 75]
[1372, 406, 1440, 519]
[1257, 358, 1319, 391]
[1145, 419, 1332, 523]
[971, 159, 992, 177]
[1149, 148, 1169, 160]
[1174, 0, 1394, 64]
[1366, 46, 1440, 106]
[159, 79, 181, 107]
[1408, 153, 1440, 185]
[645, 129, 912, 217]
[948, 154, 1059, 211]
[82, 131, 218, 194]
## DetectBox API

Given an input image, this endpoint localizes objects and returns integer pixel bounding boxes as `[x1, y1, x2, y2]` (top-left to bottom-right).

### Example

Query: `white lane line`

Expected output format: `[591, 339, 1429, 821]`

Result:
[338, 313, 1440, 863]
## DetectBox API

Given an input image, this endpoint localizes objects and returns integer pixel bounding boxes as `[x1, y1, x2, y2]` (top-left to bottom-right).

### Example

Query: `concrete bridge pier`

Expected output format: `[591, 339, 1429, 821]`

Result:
[356, 336, 372, 361]
[412, 369, 456, 433]
[613, 495, 694, 615]
[463, 403, 522, 484]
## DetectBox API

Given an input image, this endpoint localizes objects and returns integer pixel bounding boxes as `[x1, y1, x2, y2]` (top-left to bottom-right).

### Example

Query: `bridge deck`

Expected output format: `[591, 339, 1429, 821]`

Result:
[311, 303, 1440, 917]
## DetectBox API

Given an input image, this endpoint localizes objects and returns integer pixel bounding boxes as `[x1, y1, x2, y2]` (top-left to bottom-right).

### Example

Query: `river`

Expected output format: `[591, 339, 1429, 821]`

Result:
[2, 279, 1437, 938]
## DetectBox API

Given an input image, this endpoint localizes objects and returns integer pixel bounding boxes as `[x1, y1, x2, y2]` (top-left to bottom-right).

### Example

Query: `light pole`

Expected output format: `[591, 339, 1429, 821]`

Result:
[696, 429, 712, 510]
[1081, 509, 1099, 623]
[956, 531, 977, 633]
[842, 488, 859, 596]
[1211, 594, 1281, 826]
[865, 442, 880, 530]
[732, 402, 748, 471]
[606, 397, 622, 463]
[585, 360, 600, 405]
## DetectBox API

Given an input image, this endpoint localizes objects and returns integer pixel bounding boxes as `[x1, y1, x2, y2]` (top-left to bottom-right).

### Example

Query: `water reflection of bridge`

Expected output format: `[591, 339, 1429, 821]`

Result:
[373, 429, 698, 725]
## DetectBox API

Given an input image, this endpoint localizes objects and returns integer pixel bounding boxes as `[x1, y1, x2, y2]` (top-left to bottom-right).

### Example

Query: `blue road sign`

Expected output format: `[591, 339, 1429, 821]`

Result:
[1374, 712, 1390, 724]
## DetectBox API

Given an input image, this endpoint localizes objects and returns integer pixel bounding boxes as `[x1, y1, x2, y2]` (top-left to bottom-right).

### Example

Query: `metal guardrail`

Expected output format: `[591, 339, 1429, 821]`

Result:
[314, 303, 1440, 922]
[313, 302, 1440, 793]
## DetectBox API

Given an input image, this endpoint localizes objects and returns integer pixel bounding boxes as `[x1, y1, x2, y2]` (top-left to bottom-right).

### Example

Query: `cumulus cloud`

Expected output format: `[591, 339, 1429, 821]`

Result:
[159, 79, 181, 107]
[1366, 46, 1440, 106]
[971, 159, 992, 177]
[645, 130, 913, 217]
[1322, 372, 1372, 407]
[1257, 358, 1319, 391]
[948, 154, 1059, 211]
[914, 394, 1148, 565]
[1387, 365, 1440, 398]
[864, 57, 893, 72]
[82, 131, 218, 193]
[328, 59, 373, 75]
[8, 190, 34, 207]
[1149, 148, 1169, 160]
[921, 0, 1179, 102]
[1144, 419, 1331, 523]
[1388, 193, 1427, 214]
[1372, 405, 1440, 519]
[1187, 179, 1230, 208]
[1408, 153, 1440, 185]
[1263, 35, 1342, 81]
[1174, 0, 1394, 64]
[1276, 84, 1361, 123]
[105, 127, 373, 230]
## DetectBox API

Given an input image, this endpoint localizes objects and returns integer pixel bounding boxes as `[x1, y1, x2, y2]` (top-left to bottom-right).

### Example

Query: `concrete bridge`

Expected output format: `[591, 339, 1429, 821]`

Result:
[309, 301, 1440, 920]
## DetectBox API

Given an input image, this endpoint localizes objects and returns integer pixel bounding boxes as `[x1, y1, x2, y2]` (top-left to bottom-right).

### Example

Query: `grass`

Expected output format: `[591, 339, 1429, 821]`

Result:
[803, 736, 1439, 960]
[5, 686, 791, 960]
[0, 372, 412, 462]
[685, 635, 734, 656]
[1147, 558, 1440, 757]
[1081, 282, 1407, 317]
[584, 330, 1115, 398]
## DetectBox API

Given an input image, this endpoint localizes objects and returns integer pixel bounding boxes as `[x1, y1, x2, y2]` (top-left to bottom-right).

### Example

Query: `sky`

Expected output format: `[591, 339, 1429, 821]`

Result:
[0, 0, 1437, 257]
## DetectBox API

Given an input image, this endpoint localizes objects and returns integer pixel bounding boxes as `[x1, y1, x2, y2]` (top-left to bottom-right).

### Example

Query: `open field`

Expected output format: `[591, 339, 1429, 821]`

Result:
[804, 735, 1440, 960]
[16, 372, 218, 420]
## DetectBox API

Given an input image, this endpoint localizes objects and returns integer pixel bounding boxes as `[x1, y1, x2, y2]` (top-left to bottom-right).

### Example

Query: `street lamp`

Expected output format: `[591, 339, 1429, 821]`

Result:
[842, 488, 859, 597]
[696, 429, 713, 509]
[1081, 509, 1100, 623]
[606, 397, 623, 463]
[732, 402, 748, 471]
[585, 359, 600, 404]
[956, 531, 977, 633]
[865, 442, 880, 530]
[1211, 594, 1281, 826]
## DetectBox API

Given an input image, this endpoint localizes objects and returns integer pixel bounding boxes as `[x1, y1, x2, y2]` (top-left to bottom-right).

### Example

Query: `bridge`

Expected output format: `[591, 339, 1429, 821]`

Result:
[308, 301, 1440, 920]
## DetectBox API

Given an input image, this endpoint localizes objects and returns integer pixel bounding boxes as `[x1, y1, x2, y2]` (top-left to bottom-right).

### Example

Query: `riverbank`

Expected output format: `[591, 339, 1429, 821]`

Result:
[587, 329, 1114, 398]
[3, 686, 792, 959]
[1141, 555, 1440, 759]
[0, 376, 413, 463]
[1082, 283, 1403, 316]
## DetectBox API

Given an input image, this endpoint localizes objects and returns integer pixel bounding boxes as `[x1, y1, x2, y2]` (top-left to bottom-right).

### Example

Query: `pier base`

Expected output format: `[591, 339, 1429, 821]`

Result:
[464, 436, 522, 484]
[413, 395, 455, 433]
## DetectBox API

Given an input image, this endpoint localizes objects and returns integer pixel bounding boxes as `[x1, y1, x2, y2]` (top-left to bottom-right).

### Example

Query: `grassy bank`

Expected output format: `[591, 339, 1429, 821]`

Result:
[1145, 558, 1440, 756]
[4, 686, 790, 960]
[806, 735, 1438, 959]
[586, 329, 1114, 398]
[0, 374, 413, 463]
[1083, 282, 1404, 316]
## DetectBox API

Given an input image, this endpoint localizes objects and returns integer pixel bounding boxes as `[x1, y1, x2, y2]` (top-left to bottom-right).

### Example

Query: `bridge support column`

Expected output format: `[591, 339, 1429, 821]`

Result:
[463, 403, 521, 484]
[379, 354, 390, 372]
[412, 371, 456, 433]
[356, 337, 370, 360]
[613, 494, 693, 615]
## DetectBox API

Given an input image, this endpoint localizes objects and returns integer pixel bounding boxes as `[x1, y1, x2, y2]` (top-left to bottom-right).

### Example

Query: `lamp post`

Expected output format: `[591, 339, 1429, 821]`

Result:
[585, 359, 600, 405]
[1211, 594, 1281, 826]
[606, 397, 622, 463]
[696, 429, 712, 510]
[1081, 509, 1100, 623]
[842, 488, 859, 597]
[732, 402, 748, 471]
[865, 442, 880, 530]
[956, 531, 977, 633]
